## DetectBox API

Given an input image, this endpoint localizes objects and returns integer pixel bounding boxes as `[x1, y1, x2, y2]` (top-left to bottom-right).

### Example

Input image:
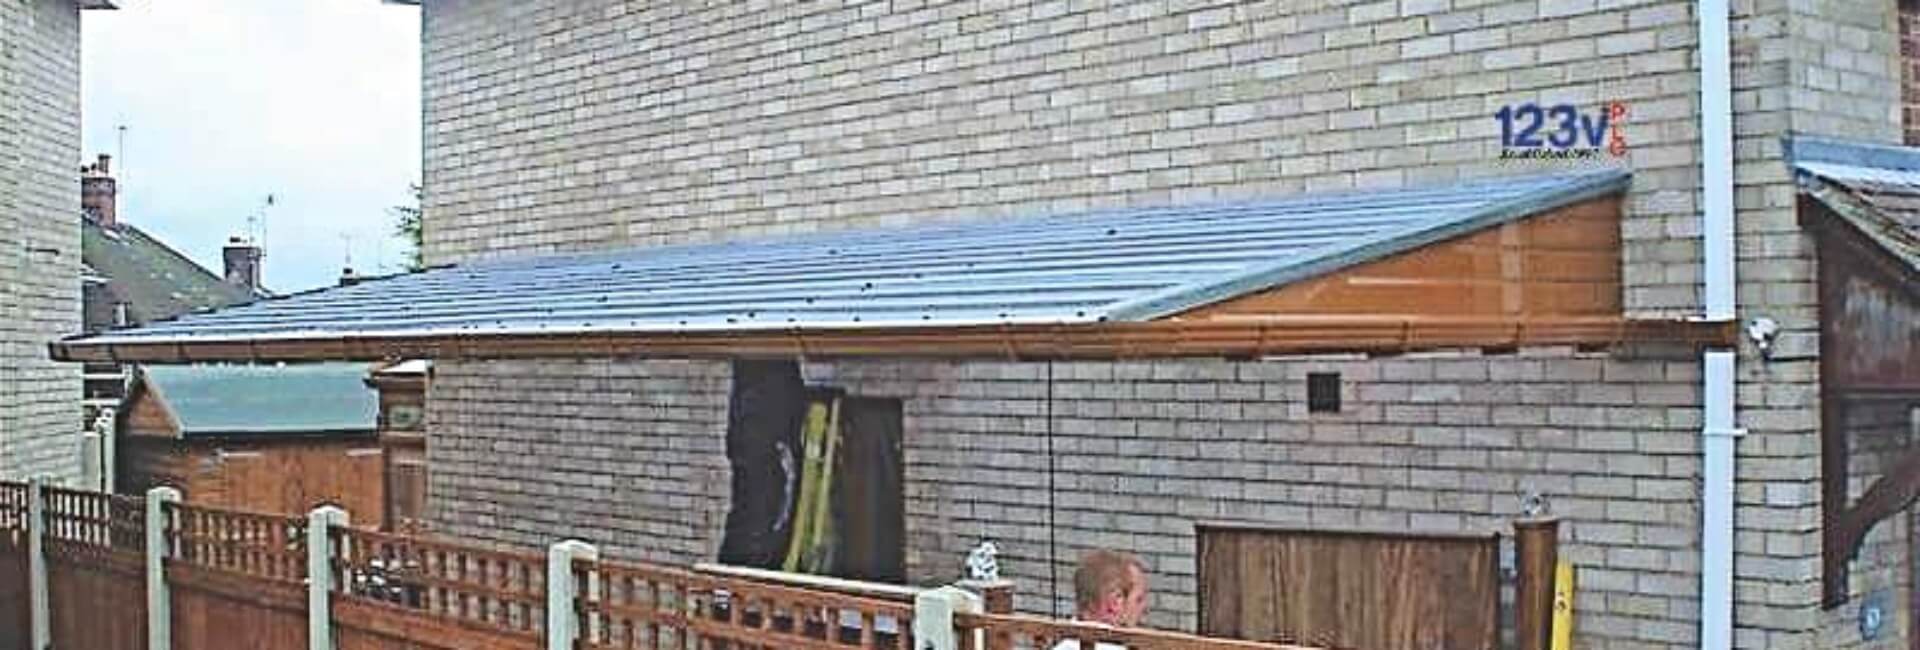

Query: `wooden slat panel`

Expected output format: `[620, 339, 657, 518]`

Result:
[168, 564, 309, 650]
[332, 528, 549, 638]
[172, 503, 309, 584]
[191, 438, 387, 523]
[0, 533, 27, 650]
[583, 559, 917, 649]
[123, 382, 182, 437]
[0, 485, 1314, 650]
[1181, 196, 1624, 320]
[951, 610, 1315, 650]
[48, 550, 147, 650]
[334, 597, 540, 650]
[1197, 526, 1499, 650]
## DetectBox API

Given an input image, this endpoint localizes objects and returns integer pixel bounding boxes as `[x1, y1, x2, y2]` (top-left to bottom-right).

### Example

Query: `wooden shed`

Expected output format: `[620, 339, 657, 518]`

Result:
[366, 359, 430, 533]
[117, 362, 386, 522]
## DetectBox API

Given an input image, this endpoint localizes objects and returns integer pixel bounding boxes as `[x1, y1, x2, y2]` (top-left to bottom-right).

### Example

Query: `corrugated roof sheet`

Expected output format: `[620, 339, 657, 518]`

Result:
[139, 363, 378, 436]
[1790, 137, 1920, 272]
[67, 170, 1626, 347]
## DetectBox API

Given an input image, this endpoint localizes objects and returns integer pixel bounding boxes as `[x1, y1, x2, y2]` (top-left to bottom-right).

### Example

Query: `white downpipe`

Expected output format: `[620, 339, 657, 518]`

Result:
[1701, 352, 1740, 650]
[1700, 0, 1735, 322]
[1698, 0, 1739, 649]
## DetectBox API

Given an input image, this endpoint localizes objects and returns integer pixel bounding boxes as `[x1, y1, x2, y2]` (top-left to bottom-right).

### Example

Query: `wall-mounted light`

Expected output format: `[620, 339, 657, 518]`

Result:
[1745, 317, 1780, 360]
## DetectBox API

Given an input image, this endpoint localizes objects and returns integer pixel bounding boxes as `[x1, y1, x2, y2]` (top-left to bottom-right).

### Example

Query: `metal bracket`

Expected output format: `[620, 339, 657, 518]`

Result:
[1703, 427, 1747, 438]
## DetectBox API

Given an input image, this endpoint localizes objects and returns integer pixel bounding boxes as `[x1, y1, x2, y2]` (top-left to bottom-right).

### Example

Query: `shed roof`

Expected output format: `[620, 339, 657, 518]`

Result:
[133, 363, 379, 437]
[1790, 137, 1920, 273]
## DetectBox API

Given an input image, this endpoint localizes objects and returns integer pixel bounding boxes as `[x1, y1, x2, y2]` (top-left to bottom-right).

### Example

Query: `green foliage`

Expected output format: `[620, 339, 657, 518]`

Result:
[391, 183, 423, 271]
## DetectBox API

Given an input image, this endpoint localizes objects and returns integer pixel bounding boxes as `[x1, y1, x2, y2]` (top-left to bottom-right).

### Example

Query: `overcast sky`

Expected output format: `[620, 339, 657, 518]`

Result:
[81, 1, 421, 294]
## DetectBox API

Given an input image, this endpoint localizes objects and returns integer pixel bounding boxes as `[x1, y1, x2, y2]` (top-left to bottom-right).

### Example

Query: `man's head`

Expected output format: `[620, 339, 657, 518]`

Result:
[1073, 549, 1149, 627]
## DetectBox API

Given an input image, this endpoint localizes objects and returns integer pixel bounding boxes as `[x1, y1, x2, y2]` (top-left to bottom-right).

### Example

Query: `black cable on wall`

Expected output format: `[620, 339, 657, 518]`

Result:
[1045, 360, 1060, 616]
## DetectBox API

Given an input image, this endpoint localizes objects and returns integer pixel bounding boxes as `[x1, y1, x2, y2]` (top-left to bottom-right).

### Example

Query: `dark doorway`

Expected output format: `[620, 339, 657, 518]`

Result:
[834, 397, 906, 583]
[718, 361, 905, 582]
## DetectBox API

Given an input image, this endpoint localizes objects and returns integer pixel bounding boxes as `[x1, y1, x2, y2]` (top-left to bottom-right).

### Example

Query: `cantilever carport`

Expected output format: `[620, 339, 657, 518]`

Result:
[51, 169, 1733, 364]
[1787, 137, 1920, 606]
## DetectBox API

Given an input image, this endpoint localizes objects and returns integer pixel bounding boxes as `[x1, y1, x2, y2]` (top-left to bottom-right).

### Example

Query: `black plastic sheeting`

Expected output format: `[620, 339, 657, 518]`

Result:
[717, 361, 807, 569]
[717, 361, 906, 582]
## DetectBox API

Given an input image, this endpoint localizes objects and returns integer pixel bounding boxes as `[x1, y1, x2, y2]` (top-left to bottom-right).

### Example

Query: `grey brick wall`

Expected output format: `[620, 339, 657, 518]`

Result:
[822, 354, 1711, 645]
[1758, 2, 1903, 648]
[431, 352, 1715, 648]
[411, 0, 1914, 649]
[426, 358, 732, 564]
[0, 0, 83, 482]
[422, 0, 1717, 318]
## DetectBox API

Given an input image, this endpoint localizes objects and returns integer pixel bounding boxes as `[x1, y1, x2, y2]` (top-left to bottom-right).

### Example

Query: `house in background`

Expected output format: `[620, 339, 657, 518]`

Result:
[79, 153, 265, 425]
[116, 363, 386, 521]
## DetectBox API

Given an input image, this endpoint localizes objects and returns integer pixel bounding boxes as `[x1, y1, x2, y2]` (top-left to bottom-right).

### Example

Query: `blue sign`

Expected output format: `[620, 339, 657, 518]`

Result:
[1495, 102, 1628, 160]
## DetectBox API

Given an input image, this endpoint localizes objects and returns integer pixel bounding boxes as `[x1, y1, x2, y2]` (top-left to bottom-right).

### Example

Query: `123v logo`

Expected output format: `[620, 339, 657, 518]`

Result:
[1495, 102, 1628, 160]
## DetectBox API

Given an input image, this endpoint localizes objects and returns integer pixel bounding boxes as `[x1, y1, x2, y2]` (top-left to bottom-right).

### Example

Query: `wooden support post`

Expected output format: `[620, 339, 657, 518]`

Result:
[307, 505, 349, 650]
[27, 478, 48, 650]
[546, 539, 598, 650]
[1515, 517, 1562, 650]
[146, 487, 180, 650]
[957, 579, 1015, 650]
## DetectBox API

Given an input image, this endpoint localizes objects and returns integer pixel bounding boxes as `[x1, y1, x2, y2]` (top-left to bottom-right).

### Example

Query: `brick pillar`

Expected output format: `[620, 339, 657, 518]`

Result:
[1903, 0, 1920, 145]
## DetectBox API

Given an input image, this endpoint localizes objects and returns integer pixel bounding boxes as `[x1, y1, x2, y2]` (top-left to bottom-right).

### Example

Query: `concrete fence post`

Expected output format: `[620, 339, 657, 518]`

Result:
[546, 539, 598, 650]
[306, 506, 349, 650]
[27, 478, 48, 650]
[145, 487, 180, 650]
[912, 586, 983, 650]
[77, 433, 102, 493]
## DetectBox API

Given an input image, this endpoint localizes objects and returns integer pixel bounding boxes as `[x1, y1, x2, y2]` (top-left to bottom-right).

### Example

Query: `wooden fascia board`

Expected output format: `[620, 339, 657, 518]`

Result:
[53, 317, 1737, 364]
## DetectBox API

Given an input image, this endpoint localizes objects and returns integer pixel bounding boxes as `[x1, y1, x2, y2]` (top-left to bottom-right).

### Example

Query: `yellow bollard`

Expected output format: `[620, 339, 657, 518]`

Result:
[1550, 559, 1576, 650]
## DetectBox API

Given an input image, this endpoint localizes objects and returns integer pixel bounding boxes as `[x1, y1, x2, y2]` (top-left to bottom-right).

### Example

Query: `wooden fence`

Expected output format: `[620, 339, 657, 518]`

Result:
[1196, 523, 1502, 650]
[0, 481, 1313, 650]
[42, 486, 148, 650]
[0, 483, 30, 650]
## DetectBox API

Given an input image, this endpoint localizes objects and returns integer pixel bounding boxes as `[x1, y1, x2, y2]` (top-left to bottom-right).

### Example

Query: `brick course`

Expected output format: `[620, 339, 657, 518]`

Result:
[0, 0, 83, 482]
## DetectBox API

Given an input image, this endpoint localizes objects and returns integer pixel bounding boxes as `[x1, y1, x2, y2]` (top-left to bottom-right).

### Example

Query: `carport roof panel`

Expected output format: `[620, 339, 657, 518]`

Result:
[63, 170, 1627, 347]
[1790, 137, 1920, 273]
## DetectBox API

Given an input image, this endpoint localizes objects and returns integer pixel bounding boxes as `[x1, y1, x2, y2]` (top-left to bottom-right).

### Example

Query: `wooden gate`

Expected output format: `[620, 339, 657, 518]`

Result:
[1197, 523, 1499, 650]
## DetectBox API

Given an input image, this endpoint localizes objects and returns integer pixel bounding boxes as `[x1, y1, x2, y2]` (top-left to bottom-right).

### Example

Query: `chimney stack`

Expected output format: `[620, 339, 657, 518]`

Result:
[338, 266, 362, 287]
[223, 236, 263, 294]
[80, 154, 117, 227]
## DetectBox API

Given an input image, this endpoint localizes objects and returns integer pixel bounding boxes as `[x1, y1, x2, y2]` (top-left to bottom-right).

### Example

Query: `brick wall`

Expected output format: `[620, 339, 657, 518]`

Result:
[823, 354, 1715, 644]
[430, 352, 1711, 648]
[1778, 3, 1904, 648]
[411, 0, 1914, 649]
[426, 358, 732, 564]
[421, 0, 1721, 317]
[0, 0, 83, 482]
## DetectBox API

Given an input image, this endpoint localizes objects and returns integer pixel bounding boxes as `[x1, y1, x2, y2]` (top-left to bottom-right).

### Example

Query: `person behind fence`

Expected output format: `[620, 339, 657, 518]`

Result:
[1051, 549, 1150, 650]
